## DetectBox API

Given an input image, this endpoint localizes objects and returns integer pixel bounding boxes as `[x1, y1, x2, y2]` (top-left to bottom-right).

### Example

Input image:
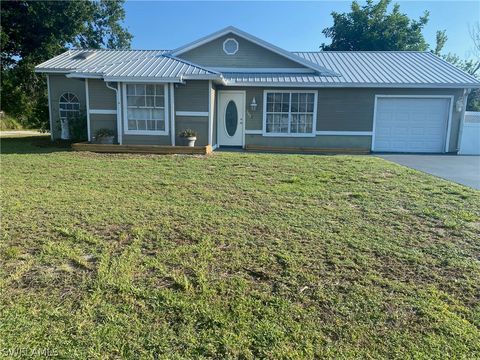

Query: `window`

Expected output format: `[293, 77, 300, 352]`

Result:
[263, 91, 317, 136]
[59, 92, 80, 122]
[125, 84, 168, 135]
[59, 92, 80, 140]
[223, 38, 239, 55]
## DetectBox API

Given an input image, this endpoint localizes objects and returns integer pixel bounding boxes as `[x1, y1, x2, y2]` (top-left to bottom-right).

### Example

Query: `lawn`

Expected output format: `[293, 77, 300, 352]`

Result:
[1, 135, 479, 359]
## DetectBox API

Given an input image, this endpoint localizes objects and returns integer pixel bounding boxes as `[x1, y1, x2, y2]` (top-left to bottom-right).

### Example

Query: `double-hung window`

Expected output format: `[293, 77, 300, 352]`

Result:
[263, 91, 317, 136]
[125, 84, 168, 135]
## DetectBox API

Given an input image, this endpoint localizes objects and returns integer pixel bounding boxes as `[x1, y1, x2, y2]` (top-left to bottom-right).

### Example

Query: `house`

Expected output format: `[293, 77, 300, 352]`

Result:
[35, 26, 480, 153]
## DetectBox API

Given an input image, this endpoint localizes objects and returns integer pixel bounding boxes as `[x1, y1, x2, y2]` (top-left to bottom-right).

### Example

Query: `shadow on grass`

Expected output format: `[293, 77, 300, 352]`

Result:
[0, 135, 73, 154]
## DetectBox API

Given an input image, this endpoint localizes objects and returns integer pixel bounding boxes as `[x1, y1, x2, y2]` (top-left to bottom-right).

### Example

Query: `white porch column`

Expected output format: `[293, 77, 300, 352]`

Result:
[170, 83, 175, 146]
[208, 80, 214, 146]
[46, 74, 54, 140]
[116, 82, 122, 145]
[85, 78, 91, 141]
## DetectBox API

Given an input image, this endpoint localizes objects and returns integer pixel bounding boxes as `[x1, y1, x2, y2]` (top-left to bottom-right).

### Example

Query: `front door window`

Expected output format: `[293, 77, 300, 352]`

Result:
[225, 100, 238, 137]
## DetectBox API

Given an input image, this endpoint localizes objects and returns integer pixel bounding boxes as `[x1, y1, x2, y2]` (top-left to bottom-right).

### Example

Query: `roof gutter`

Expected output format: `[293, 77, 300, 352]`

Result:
[66, 72, 103, 79]
[221, 81, 480, 89]
[102, 76, 184, 83]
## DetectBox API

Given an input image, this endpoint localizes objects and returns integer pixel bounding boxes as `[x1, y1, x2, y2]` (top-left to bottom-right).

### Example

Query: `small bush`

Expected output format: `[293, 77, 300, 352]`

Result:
[179, 129, 197, 138]
[95, 128, 115, 138]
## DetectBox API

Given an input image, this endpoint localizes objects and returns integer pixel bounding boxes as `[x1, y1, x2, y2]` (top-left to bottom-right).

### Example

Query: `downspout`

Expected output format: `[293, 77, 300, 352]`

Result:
[105, 82, 122, 145]
[457, 88, 471, 153]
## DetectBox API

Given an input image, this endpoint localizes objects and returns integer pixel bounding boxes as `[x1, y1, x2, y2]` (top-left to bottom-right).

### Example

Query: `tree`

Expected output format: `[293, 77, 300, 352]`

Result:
[0, 1, 132, 130]
[437, 23, 480, 111]
[434, 30, 447, 56]
[321, 0, 429, 51]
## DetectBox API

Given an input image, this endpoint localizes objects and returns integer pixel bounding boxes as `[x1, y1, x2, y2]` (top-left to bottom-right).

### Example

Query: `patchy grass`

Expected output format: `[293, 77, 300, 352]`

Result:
[1, 135, 479, 359]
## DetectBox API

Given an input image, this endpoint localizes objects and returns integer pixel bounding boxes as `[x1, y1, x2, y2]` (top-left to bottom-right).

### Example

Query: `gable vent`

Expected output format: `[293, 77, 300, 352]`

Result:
[223, 38, 239, 55]
[71, 51, 96, 60]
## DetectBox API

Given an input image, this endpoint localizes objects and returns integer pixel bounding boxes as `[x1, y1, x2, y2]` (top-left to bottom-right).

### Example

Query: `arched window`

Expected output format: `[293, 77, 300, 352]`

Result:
[59, 93, 80, 139]
[59, 92, 80, 120]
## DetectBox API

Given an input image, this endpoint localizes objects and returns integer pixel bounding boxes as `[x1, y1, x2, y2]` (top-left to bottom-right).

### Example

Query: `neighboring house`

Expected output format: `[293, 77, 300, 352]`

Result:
[35, 26, 480, 153]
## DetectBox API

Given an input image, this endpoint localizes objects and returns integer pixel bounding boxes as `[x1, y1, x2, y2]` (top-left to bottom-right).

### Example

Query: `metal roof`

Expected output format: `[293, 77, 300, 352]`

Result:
[35, 49, 168, 72]
[290, 51, 478, 87]
[35, 48, 479, 88]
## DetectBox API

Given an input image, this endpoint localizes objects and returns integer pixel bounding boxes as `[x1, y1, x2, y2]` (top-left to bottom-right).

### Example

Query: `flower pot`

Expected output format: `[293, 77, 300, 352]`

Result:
[186, 136, 197, 147]
[95, 136, 114, 144]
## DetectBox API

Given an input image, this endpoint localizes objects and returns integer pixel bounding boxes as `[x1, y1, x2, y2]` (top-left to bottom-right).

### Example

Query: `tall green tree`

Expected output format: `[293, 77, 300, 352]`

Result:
[435, 23, 480, 111]
[321, 0, 429, 51]
[1, 1, 132, 130]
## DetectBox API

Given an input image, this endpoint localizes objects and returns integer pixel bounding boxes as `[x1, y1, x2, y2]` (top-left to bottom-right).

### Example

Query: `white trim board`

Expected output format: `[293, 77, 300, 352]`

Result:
[116, 83, 123, 145]
[208, 80, 214, 145]
[85, 79, 91, 141]
[170, 83, 175, 145]
[175, 111, 209, 117]
[46, 75, 54, 140]
[371, 94, 454, 153]
[89, 109, 117, 115]
[245, 129, 263, 135]
[316, 131, 372, 136]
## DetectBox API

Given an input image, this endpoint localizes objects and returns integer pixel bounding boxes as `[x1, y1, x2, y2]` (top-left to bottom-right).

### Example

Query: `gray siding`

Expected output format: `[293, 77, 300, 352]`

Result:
[175, 81, 209, 112]
[217, 86, 464, 152]
[175, 116, 209, 146]
[122, 135, 171, 145]
[245, 134, 371, 149]
[88, 79, 116, 110]
[90, 114, 117, 141]
[179, 35, 303, 69]
[48, 75, 86, 139]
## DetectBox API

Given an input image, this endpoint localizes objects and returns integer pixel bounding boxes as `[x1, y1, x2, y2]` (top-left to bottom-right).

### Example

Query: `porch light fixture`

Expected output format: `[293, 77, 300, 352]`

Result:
[250, 97, 257, 111]
[455, 97, 464, 112]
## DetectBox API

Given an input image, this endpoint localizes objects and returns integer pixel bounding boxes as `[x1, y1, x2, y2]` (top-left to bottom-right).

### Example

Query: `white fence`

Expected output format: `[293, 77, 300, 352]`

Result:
[459, 111, 480, 155]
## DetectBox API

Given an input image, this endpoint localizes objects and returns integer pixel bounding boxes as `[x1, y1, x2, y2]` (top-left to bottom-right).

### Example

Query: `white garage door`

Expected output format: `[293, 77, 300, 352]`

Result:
[373, 97, 451, 153]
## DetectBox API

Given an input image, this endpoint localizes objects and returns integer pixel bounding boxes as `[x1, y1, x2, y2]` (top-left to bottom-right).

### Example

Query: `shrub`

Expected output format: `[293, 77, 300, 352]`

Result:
[94, 128, 115, 138]
[67, 112, 88, 141]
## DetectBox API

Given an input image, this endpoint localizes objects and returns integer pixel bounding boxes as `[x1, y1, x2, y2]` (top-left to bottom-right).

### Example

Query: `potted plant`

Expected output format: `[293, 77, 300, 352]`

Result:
[179, 129, 197, 147]
[94, 128, 115, 144]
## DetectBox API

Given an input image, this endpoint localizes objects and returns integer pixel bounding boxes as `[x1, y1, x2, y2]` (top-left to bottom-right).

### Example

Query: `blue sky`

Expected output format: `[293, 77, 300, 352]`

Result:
[124, 1, 479, 59]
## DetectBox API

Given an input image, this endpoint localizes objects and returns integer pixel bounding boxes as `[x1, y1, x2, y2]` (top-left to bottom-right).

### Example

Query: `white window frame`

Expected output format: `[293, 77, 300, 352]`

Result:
[59, 92, 80, 121]
[122, 83, 169, 136]
[223, 38, 239, 55]
[262, 90, 317, 137]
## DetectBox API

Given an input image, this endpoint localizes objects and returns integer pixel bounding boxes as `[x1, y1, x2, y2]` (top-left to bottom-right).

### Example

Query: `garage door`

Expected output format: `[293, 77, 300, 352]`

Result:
[373, 97, 451, 153]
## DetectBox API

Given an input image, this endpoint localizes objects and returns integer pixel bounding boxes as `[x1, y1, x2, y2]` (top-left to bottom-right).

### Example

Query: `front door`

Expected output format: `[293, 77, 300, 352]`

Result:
[218, 91, 245, 146]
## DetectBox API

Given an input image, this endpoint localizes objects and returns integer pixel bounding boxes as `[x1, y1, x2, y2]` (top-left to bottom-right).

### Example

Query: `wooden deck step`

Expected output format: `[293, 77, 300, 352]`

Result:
[72, 142, 212, 155]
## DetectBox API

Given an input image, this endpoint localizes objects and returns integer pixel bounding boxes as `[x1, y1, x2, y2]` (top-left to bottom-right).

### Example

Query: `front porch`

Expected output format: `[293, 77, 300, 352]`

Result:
[72, 142, 213, 155]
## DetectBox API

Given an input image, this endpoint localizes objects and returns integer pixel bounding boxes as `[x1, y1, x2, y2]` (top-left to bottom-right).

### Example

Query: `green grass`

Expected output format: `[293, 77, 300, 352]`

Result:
[1, 135, 479, 359]
[0, 114, 23, 131]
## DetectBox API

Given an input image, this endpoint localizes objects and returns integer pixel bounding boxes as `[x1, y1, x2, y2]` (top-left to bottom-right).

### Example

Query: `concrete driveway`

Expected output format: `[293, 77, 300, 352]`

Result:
[377, 154, 480, 190]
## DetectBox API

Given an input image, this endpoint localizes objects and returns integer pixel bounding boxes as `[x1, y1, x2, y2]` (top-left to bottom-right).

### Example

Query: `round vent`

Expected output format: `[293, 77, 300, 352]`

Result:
[223, 38, 239, 55]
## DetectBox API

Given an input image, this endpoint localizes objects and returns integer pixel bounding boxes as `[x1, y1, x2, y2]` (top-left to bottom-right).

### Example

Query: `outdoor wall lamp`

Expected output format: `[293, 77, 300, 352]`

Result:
[250, 97, 258, 111]
[455, 97, 464, 112]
